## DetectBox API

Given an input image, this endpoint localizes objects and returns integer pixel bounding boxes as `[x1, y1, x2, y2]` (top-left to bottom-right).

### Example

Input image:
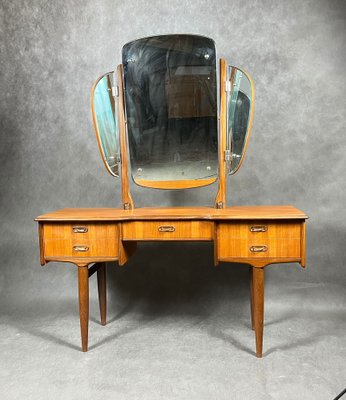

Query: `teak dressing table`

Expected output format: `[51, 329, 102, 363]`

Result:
[36, 35, 307, 357]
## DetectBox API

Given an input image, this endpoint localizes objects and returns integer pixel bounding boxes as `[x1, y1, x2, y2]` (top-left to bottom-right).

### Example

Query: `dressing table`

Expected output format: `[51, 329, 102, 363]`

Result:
[36, 35, 307, 357]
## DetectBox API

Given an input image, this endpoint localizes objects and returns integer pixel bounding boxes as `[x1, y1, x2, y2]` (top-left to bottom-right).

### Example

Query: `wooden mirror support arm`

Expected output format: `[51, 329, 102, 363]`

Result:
[214, 58, 228, 209]
[117, 64, 134, 210]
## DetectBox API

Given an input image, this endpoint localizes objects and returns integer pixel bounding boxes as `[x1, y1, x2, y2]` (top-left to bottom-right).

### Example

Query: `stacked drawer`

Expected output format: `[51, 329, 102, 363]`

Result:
[217, 221, 302, 260]
[43, 223, 119, 259]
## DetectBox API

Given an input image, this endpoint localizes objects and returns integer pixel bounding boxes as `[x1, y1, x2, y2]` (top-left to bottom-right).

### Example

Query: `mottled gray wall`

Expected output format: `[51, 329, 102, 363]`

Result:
[0, 0, 346, 306]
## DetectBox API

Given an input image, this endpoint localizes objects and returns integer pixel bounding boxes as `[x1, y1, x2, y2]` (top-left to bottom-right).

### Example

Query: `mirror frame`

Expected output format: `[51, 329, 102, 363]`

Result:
[91, 71, 120, 177]
[121, 34, 219, 190]
[226, 66, 255, 175]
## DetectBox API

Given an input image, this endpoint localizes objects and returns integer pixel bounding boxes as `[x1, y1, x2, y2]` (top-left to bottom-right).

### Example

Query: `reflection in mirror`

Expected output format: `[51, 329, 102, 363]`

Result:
[227, 67, 254, 174]
[122, 34, 218, 188]
[92, 72, 120, 177]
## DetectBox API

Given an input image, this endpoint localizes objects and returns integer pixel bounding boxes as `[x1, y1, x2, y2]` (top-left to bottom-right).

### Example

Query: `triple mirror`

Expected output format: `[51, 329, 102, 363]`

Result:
[91, 34, 254, 191]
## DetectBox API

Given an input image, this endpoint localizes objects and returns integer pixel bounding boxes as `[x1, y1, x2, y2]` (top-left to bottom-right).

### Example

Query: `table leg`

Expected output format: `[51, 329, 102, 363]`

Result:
[97, 262, 107, 326]
[78, 265, 89, 352]
[253, 267, 264, 358]
[249, 266, 255, 331]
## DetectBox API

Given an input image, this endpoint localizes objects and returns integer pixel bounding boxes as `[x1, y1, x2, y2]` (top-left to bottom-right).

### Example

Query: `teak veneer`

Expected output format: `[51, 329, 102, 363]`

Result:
[36, 205, 307, 357]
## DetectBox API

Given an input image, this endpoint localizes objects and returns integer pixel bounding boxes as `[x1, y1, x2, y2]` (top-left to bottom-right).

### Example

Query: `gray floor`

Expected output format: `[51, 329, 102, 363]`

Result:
[1, 263, 345, 400]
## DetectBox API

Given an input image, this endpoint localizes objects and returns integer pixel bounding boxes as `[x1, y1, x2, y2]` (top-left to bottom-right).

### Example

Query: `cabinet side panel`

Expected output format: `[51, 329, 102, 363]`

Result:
[38, 222, 45, 265]
[300, 222, 306, 268]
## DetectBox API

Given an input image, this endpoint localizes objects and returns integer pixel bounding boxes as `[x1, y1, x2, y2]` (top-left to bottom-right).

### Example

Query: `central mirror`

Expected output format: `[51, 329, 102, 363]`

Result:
[122, 34, 218, 189]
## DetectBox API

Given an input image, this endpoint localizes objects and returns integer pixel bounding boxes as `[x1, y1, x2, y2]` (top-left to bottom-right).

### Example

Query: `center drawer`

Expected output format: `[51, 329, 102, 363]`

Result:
[121, 220, 214, 241]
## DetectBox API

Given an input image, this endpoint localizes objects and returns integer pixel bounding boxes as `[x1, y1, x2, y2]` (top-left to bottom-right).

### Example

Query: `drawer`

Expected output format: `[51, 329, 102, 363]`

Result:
[44, 238, 118, 258]
[218, 221, 301, 239]
[44, 223, 118, 240]
[122, 220, 213, 241]
[218, 238, 301, 259]
[217, 221, 302, 260]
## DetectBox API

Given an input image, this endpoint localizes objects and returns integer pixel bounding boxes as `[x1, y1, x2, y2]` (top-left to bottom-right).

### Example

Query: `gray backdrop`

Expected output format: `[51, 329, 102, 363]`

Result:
[1, 1, 346, 399]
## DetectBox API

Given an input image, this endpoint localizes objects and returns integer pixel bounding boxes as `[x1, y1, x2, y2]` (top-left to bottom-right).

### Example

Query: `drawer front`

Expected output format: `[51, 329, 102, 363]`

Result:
[122, 221, 213, 241]
[44, 238, 118, 258]
[44, 223, 118, 240]
[219, 221, 301, 239]
[43, 223, 119, 259]
[218, 221, 302, 259]
[218, 238, 301, 258]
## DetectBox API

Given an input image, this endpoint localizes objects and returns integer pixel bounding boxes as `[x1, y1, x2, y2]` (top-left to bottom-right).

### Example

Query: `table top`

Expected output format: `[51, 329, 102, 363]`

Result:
[36, 205, 308, 222]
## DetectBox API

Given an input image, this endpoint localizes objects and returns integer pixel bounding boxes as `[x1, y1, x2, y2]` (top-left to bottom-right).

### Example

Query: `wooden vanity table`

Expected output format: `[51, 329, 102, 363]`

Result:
[36, 35, 307, 357]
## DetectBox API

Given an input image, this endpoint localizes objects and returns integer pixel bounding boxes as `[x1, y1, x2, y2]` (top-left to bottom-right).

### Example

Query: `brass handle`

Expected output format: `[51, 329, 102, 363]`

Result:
[250, 245, 268, 253]
[73, 245, 89, 252]
[73, 226, 88, 233]
[158, 226, 175, 232]
[249, 225, 267, 232]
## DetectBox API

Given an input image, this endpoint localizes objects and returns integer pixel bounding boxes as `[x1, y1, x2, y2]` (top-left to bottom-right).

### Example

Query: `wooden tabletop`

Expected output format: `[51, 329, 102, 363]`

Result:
[36, 205, 308, 222]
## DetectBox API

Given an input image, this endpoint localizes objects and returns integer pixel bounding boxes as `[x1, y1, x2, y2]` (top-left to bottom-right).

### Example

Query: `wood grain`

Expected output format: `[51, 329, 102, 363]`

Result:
[218, 221, 302, 239]
[44, 238, 118, 258]
[218, 238, 301, 259]
[249, 266, 254, 331]
[301, 222, 306, 268]
[78, 266, 89, 352]
[43, 223, 119, 259]
[134, 178, 216, 190]
[97, 263, 107, 326]
[44, 223, 118, 240]
[36, 205, 308, 221]
[117, 64, 134, 209]
[38, 222, 45, 266]
[214, 58, 227, 208]
[44, 256, 118, 264]
[122, 220, 214, 241]
[253, 267, 264, 358]
[217, 221, 302, 259]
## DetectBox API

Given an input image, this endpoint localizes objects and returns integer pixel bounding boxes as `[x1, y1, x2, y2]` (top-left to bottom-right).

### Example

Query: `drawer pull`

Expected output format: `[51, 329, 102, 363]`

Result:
[158, 226, 175, 232]
[249, 225, 267, 232]
[73, 226, 88, 233]
[250, 245, 268, 253]
[73, 245, 89, 252]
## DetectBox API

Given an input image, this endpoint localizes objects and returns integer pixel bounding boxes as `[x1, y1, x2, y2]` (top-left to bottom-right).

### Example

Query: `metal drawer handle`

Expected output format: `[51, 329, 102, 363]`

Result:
[73, 245, 89, 252]
[158, 226, 175, 232]
[250, 245, 268, 253]
[249, 225, 267, 232]
[73, 226, 88, 233]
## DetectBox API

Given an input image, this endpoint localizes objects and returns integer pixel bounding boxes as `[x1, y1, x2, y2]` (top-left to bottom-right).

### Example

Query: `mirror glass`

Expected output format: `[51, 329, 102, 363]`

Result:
[92, 72, 120, 176]
[227, 67, 254, 174]
[122, 34, 218, 188]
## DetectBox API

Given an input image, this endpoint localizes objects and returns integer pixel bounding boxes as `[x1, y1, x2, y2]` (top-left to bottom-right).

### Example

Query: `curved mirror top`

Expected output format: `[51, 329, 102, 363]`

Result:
[92, 72, 120, 177]
[227, 66, 254, 174]
[122, 34, 218, 189]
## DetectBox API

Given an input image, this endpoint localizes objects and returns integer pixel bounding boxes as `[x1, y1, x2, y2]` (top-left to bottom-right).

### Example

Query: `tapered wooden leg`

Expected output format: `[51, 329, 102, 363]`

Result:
[253, 267, 264, 358]
[249, 266, 255, 331]
[78, 266, 89, 352]
[97, 262, 107, 326]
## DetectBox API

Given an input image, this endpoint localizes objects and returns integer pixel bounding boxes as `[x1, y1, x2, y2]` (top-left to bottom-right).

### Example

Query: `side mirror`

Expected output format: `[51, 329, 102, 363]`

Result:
[91, 72, 120, 177]
[226, 66, 255, 174]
